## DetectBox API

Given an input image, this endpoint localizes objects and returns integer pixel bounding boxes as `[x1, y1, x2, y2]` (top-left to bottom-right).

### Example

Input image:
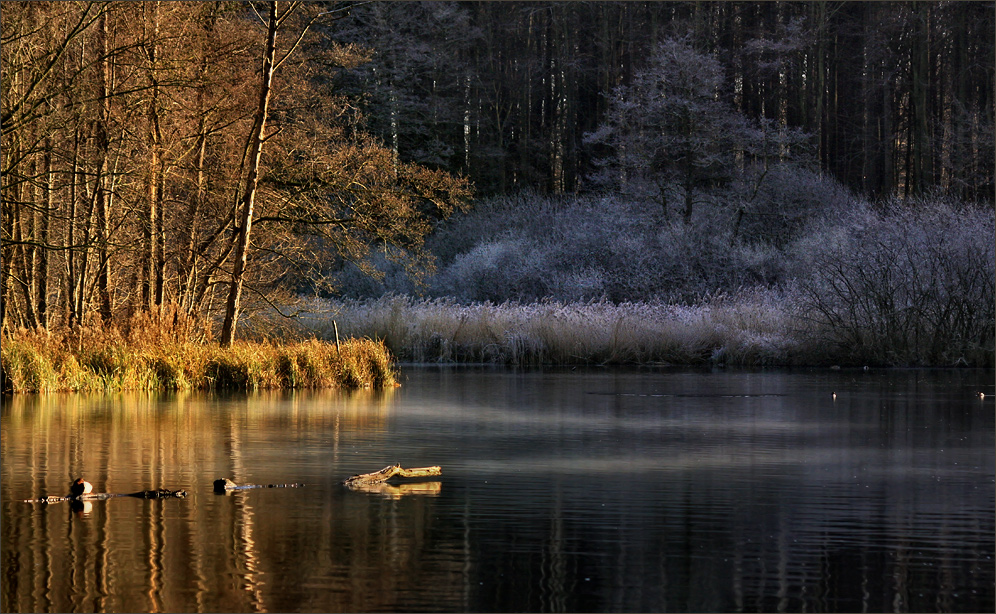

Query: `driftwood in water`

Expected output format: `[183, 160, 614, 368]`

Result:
[343, 464, 442, 488]
[213, 478, 305, 493]
[24, 489, 187, 504]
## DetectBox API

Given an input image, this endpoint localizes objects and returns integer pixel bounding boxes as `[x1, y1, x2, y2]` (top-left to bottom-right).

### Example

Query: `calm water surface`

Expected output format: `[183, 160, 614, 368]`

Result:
[2, 368, 993, 613]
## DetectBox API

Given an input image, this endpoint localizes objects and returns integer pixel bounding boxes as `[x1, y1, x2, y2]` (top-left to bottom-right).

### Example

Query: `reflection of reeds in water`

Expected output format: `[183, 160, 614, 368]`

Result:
[2, 387, 398, 443]
[239, 388, 398, 434]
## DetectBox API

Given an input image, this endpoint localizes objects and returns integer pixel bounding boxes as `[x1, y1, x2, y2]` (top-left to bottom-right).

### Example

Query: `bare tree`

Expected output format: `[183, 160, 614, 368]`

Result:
[219, 1, 285, 346]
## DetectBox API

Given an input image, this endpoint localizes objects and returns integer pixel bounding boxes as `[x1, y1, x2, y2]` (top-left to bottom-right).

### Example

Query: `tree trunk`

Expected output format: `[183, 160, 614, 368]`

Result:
[37, 142, 52, 329]
[14, 200, 38, 329]
[860, 7, 880, 198]
[220, 1, 280, 346]
[181, 121, 208, 313]
[95, 10, 113, 323]
[180, 6, 218, 314]
[142, 1, 162, 312]
[66, 128, 81, 327]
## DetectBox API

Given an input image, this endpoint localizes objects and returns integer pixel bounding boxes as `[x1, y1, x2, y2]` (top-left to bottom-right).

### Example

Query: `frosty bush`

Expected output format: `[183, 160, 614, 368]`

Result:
[793, 199, 995, 366]
[427, 191, 801, 303]
[328, 250, 422, 299]
[432, 237, 554, 302]
[730, 165, 859, 247]
[427, 191, 565, 265]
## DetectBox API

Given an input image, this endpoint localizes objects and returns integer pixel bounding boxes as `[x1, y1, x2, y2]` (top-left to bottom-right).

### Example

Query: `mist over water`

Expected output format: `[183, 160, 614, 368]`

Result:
[2, 367, 993, 613]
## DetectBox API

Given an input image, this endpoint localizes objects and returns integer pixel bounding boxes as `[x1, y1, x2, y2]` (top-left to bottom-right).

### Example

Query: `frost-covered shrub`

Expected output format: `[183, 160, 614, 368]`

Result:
[547, 268, 607, 302]
[730, 165, 859, 247]
[427, 191, 564, 264]
[430, 194, 649, 302]
[432, 237, 554, 302]
[793, 199, 995, 366]
[329, 253, 420, 298]
[628, 220, 790, 301]
[427, 190, 798, 303]
[731, 241, 790, 287]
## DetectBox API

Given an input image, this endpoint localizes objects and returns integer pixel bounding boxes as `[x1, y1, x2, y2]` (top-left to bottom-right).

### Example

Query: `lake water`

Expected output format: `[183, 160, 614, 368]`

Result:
[1, 367, 993, 613]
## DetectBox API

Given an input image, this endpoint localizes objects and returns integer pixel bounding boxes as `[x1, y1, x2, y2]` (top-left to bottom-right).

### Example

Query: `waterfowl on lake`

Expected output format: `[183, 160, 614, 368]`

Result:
[69, 478, 93, 497]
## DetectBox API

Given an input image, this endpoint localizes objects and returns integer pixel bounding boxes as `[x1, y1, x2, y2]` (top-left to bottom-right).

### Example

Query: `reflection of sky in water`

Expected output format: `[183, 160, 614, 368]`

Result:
[1, 368, 993, 613]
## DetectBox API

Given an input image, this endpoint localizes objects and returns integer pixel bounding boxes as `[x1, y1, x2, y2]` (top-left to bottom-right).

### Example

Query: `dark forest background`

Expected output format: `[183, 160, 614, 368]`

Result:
[336, 1, 993, 201]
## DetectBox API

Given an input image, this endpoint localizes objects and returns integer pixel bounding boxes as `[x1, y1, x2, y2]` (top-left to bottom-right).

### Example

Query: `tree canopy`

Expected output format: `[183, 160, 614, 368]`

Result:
[1, 1, 472, 336]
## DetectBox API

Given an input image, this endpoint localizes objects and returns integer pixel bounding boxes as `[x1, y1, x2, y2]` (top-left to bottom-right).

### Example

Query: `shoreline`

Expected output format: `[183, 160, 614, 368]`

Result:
[0, 334, 396, 394]
[4, 290, 992, 394]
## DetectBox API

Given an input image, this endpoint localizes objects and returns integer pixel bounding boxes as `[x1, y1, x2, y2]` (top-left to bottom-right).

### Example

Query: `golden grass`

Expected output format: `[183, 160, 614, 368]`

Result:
[0, 308, 396, 393]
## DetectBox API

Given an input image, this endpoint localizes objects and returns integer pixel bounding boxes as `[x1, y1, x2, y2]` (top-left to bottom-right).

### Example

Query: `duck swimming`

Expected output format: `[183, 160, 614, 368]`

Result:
[69, 478, 93, 497]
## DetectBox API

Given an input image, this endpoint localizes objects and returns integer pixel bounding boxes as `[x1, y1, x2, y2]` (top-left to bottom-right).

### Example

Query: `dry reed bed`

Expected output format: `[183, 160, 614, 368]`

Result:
[304, 294, 800, 366]
[1, 323, 395, 394]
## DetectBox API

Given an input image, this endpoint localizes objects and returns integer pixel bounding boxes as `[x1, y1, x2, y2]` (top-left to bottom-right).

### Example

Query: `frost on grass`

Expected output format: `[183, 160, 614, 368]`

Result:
[301, 292, 801, 366]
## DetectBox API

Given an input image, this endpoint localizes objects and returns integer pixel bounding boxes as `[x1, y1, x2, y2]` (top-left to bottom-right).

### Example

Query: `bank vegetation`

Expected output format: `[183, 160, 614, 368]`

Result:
[0, 306, 395, 393]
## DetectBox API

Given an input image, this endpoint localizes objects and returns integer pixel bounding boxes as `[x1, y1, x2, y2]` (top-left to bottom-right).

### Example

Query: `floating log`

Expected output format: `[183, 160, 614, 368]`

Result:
[213, 478, 305, 493]
[24, 488, 187, 504]
[343, 464, 442, 488]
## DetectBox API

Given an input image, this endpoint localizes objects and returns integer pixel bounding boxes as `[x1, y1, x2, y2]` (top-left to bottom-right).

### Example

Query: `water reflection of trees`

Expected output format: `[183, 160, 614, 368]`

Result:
[3, 389, 456, 613]
[2, 373, 993, 612]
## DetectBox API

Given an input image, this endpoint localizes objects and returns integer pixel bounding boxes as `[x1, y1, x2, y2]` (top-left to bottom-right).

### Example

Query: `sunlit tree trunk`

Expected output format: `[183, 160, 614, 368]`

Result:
[220, 1, 280, 346]
[141, 1, 164, 311]
[94, 9, 113, 323]
[12, 166, 38, 328]
[36, 140, 53, 329]
[180, 117, 208, 313]
[66, 127, 81, 327]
